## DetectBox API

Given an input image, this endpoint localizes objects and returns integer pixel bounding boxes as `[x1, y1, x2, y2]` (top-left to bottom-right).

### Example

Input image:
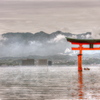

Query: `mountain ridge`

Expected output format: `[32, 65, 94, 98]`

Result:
[2, 31, 92, 43]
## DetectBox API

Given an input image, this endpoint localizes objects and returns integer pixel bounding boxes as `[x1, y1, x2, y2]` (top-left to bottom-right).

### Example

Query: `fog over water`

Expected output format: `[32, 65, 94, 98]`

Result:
[0, 31, 99, 58]
[0, 32, 68, 57]
[0, 31, 93, 57]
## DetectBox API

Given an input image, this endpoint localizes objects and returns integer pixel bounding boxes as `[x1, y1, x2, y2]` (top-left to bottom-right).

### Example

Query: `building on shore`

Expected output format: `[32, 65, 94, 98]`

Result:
[22, 59, 35, 66]
[38, 59, 48, 65]
[48, 61, 52, 66]
[37, 59, 52, 66]
[21, 59, 52, 66]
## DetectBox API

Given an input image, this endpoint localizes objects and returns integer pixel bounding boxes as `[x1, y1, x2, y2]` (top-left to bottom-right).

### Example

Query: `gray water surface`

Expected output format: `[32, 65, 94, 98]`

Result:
[0, 66, 100, 100]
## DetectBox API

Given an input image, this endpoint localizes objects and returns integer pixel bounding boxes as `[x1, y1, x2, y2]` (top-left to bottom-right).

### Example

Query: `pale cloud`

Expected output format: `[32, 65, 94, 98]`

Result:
[65, 48, 71, 53]
[1, 0, 99, 1]
[91, 27, 100, 39]
[53, 35, 65, 42]
[0, 0, 100, 34]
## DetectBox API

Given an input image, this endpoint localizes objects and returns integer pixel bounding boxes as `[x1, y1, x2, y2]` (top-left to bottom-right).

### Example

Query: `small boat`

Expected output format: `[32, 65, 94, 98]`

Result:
[84, 68, 90, 70]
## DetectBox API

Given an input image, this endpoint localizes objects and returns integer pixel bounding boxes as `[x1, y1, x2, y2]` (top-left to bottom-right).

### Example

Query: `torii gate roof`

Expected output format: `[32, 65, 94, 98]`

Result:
[66, 38, 100, 44]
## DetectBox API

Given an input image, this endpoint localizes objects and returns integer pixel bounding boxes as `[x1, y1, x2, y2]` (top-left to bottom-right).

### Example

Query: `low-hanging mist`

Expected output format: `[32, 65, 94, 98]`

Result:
[0, 31, 92, 58]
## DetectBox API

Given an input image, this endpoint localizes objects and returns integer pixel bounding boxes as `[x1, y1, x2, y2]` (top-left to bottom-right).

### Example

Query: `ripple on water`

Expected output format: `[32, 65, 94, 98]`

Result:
[0, 66, 99, 99]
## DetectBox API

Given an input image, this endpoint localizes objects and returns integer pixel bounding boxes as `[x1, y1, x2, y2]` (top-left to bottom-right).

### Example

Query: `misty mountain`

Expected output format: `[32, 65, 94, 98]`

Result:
[0, 31, 92, 58]
[2, 31, 92, 44]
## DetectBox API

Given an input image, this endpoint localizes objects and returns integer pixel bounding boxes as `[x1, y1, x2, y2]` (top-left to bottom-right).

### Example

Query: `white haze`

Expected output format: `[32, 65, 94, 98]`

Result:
[0, 32, 100, 57]
[0, 34, 71, 57]
[91, 28, 100, 39]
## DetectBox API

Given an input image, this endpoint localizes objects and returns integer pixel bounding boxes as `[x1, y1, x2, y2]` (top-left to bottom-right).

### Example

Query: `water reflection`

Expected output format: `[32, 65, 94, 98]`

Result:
[0, 66, 99, 99]
[78, 71, 83, 99]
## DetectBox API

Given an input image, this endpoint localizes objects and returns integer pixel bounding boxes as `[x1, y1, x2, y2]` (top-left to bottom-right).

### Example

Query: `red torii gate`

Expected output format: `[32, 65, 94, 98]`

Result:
[66, 38, 100, 71]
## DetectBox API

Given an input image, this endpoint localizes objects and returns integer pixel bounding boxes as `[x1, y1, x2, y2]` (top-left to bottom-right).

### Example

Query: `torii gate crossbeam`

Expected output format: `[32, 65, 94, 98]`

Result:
[66, 38, 100, 71]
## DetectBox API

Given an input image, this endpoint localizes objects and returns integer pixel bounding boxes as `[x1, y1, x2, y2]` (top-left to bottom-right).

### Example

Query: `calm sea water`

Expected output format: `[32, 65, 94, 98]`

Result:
[0, 65, 100, 100]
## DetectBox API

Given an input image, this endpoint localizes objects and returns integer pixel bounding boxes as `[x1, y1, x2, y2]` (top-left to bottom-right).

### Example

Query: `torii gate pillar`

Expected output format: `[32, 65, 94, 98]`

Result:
[77, 45, 82, 71]
[78, 54, 82, 71]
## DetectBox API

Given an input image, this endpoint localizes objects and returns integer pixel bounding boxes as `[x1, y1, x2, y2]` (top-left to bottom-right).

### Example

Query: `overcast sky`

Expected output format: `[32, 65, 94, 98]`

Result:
[0, 0, 100, 34]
